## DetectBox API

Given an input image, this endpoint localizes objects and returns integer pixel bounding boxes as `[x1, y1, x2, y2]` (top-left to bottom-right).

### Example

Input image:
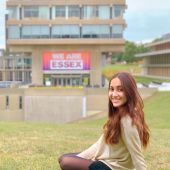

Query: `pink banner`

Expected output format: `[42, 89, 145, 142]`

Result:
[43, 52, 90, 70]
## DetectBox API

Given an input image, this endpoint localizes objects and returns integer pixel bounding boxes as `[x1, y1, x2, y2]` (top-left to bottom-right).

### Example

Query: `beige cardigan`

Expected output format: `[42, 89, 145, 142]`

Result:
[77, 116, 147, 170]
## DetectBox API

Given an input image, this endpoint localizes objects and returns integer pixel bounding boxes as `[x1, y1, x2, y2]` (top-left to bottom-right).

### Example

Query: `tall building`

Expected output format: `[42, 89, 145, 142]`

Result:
[136, 34, 170, 79]
[6, 0, 127, 87]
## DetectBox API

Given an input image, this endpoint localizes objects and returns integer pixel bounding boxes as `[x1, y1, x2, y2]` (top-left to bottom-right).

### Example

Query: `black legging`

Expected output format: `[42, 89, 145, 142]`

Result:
[58, 153, 112, 170]
[58, 153, 93, 170]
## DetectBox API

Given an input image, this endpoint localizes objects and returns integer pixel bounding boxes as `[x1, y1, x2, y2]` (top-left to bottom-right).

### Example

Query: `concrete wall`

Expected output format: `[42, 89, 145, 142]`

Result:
[0, 87, 157, 123]
[0, 88, 24, 121]
[24, 88, 86, 123]
[86, 88, 108, 111]
[25, 96, 84, 123]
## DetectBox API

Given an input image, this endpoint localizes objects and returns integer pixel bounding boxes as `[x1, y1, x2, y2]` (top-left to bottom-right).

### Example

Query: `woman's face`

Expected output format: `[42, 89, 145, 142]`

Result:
[109, 77, 127, 108]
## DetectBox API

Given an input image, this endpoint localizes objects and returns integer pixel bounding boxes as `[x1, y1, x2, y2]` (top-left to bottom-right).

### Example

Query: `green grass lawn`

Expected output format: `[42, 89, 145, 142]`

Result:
[135, 76, 170, 85]
[144, 92, 170, 170]
[102, 63, 142, 80]
[0, 92, 170, 170]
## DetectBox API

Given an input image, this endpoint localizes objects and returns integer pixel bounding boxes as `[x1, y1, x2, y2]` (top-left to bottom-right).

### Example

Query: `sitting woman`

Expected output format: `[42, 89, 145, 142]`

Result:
[58, 72, 150, 170]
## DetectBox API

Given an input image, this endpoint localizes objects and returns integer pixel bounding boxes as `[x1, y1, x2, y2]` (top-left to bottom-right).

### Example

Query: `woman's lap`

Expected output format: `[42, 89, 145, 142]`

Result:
[89, 161, 112, 170]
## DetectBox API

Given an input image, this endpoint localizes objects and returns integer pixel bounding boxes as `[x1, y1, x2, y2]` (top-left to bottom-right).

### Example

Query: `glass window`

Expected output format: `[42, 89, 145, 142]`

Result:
[82, 6, 110, 19]
[6, 71, 13, 81]
[112, 25, 123, 38]
[8, 26, 20, 39]
[8, 6, 19, 19]
[22, 26, 50, 39]
[52, 7, 55, 19]
[24, 58, 32, 69]
[53, 6, 80, 19]
[82, 6, 98, 19]
[113, 5, 125, 18]
[68, 6, 80, 18]
[23, 71, 31, 83]
[0, 71, 2, 81]
[0, 59, 3, 69]
[15, 71, 22, 81]
[55, 6, 66, 18]
[82, 25, 110, 38]
[5, 58, 13, 69]
[39, 6, 49, 19]
[23, 6, 49, 19]
[31, 26, 41, 38]
[15, 58, 23, 69]
[52, 25, 80, 38]
[98, 6, 110, 19]
[24, 6, 38, 18]
[41, 26, 50, 38]
[22, 26, 32, 38]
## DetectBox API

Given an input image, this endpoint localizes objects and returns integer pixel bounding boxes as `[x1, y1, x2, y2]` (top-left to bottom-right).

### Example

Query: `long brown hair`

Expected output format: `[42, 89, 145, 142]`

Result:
[103, 72, 150, 148]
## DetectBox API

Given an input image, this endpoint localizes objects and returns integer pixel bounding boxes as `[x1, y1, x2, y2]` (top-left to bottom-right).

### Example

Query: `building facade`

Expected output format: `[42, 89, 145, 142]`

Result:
[0, 52, 32, 84]
[6, 0, 126, 87]
[136, 34, 170, 79]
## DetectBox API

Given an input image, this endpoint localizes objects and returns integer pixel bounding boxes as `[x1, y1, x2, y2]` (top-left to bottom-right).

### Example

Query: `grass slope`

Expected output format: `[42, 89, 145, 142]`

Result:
[0, 92, 170, 169]
[102, 64, 141, 80]
[144, 92, 170, 170]
[102, 64, 170, 85]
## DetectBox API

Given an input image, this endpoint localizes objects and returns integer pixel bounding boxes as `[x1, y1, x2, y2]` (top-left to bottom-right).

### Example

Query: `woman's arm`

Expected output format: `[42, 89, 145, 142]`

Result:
[77, 135, 103, 160]
[121, 116, 147, 170]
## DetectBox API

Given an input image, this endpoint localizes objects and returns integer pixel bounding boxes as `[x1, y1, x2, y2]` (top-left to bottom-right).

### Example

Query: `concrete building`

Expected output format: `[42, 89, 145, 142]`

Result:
[6, 0, 127, 87]
[0, 52, 32, 83]
[136, 34, 170, 79]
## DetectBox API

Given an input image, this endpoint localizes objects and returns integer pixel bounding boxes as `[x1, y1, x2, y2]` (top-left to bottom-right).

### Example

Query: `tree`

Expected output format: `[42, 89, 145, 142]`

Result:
[112, 52, 123, 64]
[111, 41, 150, 64]
[136, 44, 150, 53]
[122, 41, 150, 63]
[123, 41, 137, 63]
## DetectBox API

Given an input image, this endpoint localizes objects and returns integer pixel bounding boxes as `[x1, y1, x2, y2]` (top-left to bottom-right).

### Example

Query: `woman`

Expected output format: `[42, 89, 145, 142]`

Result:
[59, 72, 150, 170]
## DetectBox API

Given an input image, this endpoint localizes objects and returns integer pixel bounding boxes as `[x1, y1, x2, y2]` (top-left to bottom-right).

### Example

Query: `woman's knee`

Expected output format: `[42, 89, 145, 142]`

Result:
[58, 155, 72, 169]
[58, 155, 63, 164]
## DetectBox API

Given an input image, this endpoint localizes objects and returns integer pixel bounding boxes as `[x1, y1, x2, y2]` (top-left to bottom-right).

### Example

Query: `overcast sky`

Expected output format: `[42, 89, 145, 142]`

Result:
[0, 0, 5, 49]
[0, 0, 170, 49]
[124, 0, 170, 43]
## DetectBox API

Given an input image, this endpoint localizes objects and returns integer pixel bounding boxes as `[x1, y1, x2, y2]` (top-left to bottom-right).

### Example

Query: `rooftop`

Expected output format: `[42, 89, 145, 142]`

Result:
[146, 33, 170, 47]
